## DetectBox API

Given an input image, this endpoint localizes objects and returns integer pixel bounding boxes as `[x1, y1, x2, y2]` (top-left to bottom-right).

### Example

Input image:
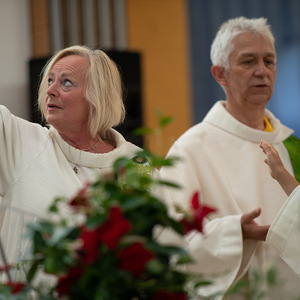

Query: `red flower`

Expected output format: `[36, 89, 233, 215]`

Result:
[79, 206, 131, 264]
[0, 265, 12, 273]
[6, 281, 26, 294]
[97, 206, 132, 249]
[118, 242, 154, 277]
[181, 192, 216, 234]
[152, 290, 188, 300]
[0, 266, 25, 294]
[69, 183, 90, 210]
[56, 266, 84, 297]
[78, 226, 102, 265]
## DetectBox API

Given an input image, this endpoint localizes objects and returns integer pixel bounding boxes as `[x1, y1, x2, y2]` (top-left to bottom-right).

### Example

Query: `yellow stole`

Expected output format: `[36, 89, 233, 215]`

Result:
[264, 116, 300, 182]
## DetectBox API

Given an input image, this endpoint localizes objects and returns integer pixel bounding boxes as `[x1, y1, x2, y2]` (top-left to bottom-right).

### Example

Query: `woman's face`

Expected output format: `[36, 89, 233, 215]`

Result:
[45, 55, 90, 135]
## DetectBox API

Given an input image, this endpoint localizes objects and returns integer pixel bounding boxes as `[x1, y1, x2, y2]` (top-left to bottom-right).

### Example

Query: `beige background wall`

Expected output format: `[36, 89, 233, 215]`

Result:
[0, 0, 31, 119]
[0, 0, 192, 155]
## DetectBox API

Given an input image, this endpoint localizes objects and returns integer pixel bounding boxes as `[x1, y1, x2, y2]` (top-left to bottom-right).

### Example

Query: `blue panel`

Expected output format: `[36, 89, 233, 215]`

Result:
[187, 0, 300, 136]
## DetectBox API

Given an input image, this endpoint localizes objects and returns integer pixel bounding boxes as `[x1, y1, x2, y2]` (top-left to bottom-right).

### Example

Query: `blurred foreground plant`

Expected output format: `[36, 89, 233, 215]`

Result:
[0, 147, 215, 299]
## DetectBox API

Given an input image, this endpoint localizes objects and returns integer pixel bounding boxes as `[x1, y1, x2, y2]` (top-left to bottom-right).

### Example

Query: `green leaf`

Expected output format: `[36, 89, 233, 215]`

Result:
[120, 195, 146, 211]
[156, 156, 180, 167]
[146, 241, 189, 259]
[156, 216, 184, 235]
[113, 157, 133, 174]
[226, 279, 249, 296]
[176, 253, 194, 265]
[133, 127, 154, 136]
[155, 110, 174, 129]
[43, 247, 71, 274]
[48, 197, 65, 213]
[159, 115, 174, 129]
[146, 259, 165, 274]
[26, 258, 42, 283]
[267, 265, 277, 286]
[48, 227, 78, 246]
[155, 179, 181, 189]
[193, 280, 212, 288]
[86, 213, 107, 228]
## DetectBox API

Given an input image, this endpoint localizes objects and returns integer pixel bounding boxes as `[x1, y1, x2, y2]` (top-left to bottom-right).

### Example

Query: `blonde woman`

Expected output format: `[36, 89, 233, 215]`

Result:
[0, 45, 148, 279]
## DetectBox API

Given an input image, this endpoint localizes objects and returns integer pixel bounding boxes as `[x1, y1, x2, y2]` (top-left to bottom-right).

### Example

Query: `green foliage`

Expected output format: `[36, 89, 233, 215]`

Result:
[133, 110, 175, 155]
[133, 111, 174, 137]
[225, 264, 281, 300]
[0, 147, 207, 299]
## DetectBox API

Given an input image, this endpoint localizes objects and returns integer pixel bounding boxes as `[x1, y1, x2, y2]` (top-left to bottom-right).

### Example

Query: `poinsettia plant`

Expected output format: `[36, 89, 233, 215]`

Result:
[0, 149, 216, 299]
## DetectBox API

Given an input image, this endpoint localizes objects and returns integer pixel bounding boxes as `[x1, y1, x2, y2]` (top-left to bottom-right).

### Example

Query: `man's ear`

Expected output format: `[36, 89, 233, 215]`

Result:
[211, 65, 227, 86]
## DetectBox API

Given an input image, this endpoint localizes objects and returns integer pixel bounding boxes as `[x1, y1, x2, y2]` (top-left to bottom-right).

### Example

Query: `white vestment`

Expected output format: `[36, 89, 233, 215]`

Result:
[159, 101, 300, 299]
[267, 185, 300, 277]
[0, 105, 144, 281]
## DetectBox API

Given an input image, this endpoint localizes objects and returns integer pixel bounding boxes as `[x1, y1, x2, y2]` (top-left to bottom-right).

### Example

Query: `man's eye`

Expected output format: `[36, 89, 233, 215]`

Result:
[265, 60, 274, 65]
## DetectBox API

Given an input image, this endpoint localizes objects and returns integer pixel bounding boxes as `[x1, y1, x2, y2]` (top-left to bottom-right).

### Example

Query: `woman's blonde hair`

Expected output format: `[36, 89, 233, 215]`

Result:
[38, 45, 125, 137]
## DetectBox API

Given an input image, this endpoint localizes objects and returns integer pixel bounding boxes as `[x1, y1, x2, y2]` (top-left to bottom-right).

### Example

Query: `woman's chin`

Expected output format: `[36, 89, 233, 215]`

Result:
[45, 116, 59, 128]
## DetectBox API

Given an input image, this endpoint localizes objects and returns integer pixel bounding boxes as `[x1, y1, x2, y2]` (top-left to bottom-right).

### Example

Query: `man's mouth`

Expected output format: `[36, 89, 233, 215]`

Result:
[254, 84, 268, 88]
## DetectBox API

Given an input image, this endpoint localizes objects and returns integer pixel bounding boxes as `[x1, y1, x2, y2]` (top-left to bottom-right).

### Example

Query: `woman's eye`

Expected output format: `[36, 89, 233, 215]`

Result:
[63, 79, 72, 87]
[47, 78, 53, 86]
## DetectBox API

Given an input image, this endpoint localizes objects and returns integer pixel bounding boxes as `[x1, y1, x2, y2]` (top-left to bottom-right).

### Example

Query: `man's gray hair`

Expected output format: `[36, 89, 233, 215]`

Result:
[210, 16, 275, 71]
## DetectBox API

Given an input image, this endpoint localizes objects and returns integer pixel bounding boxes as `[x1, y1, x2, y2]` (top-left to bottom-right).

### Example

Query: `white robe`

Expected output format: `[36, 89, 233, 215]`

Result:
[267, 185, 300, 277]
[159, 101, 300, 299]
[0, 105, 144, 281]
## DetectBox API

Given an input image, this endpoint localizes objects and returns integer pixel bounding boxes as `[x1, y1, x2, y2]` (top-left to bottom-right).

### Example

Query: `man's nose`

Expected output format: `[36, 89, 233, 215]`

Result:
[254, 60, 269, 76]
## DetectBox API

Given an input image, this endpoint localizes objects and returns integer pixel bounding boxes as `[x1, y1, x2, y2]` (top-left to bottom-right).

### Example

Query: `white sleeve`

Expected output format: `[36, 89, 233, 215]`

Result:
[266, 185, 300, 277]
[0, 105, 20, 196]
[0, 105, 45, 196]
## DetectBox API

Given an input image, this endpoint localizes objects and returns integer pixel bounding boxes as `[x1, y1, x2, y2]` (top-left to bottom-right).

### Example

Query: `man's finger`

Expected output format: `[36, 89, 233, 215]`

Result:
[241, 207, 261, 224]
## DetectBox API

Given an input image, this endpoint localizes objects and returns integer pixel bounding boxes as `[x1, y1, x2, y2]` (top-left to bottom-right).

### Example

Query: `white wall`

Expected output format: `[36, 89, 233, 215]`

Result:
[0, 0, 31, 120]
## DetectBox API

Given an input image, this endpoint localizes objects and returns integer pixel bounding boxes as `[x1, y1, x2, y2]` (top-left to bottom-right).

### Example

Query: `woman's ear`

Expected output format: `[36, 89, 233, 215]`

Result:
[211, 65, 227, 86]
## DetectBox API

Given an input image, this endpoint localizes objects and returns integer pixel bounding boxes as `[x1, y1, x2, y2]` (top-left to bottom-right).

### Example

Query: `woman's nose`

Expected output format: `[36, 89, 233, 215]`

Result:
[46, 81, 59, 97]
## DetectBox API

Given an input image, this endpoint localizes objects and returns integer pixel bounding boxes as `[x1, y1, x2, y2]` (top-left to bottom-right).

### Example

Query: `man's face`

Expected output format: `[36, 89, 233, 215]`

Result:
[224, 32, 276, 111]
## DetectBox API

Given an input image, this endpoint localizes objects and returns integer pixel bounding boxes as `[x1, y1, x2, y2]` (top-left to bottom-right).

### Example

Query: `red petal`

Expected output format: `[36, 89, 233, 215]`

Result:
[6, 281, 26, 294]
[191, 192, 200, 210]
[118, 242, 154, 277]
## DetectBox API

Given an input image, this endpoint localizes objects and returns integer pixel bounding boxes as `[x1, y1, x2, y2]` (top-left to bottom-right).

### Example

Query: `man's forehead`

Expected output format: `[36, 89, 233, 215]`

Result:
[231, 34, 276, 56]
